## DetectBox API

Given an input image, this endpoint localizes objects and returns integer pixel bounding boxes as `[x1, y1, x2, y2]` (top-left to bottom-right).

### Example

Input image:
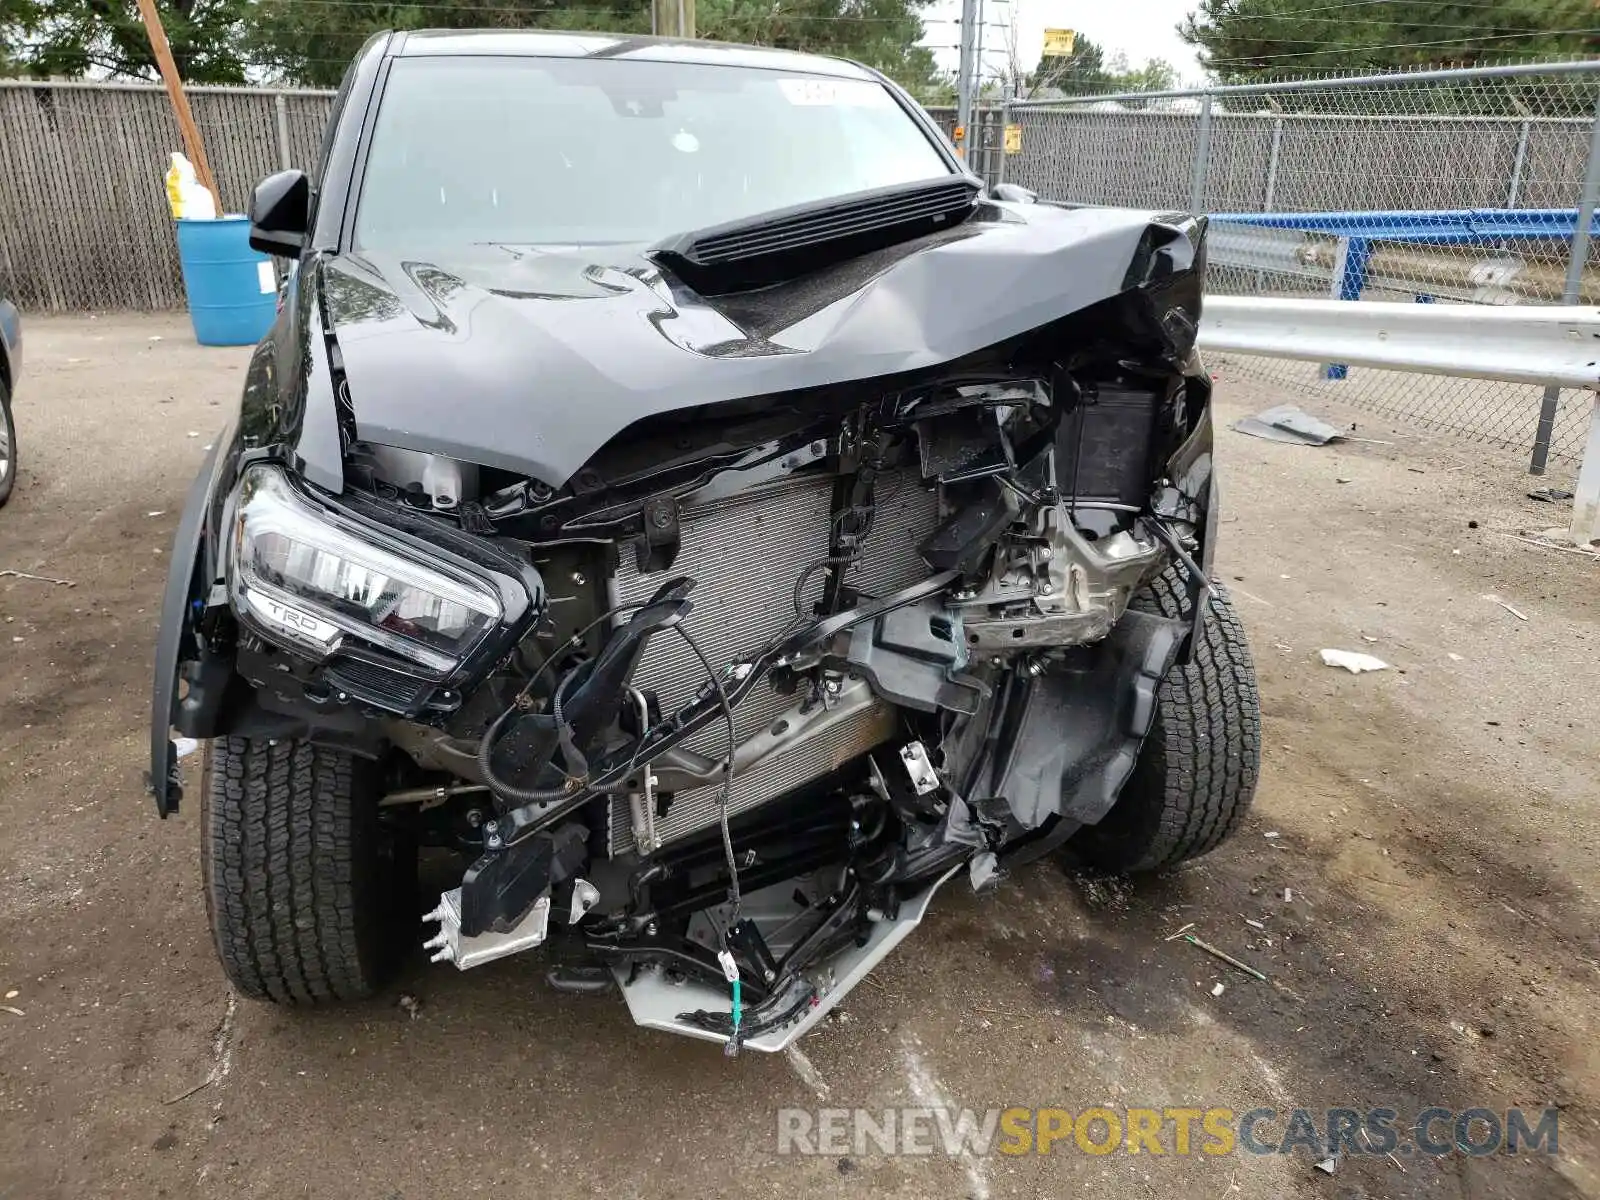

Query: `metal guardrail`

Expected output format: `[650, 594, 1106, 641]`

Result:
[1199, 297, 1600, 388]
[1198, 297, 1600, 544]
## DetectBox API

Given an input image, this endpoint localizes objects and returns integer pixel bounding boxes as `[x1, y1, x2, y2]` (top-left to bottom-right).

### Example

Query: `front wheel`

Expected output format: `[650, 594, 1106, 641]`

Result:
[1067, 571, 1261, 872]
[201, 736, 413, 1002]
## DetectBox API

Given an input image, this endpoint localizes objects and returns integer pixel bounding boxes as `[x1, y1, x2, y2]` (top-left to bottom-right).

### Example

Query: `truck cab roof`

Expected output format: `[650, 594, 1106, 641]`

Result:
[391, 28, 876, 80]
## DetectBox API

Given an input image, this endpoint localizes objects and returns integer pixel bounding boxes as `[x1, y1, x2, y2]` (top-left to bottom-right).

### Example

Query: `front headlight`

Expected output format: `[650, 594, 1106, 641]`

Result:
[227, 465, 503, 675]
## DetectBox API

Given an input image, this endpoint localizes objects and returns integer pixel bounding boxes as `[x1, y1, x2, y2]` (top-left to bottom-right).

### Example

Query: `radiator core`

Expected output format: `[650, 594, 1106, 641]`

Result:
[606, 470, 938, 856]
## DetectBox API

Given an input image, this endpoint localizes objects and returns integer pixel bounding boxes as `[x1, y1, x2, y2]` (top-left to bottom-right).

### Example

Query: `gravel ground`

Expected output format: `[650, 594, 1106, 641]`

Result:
[1, 314, 1597, 1200]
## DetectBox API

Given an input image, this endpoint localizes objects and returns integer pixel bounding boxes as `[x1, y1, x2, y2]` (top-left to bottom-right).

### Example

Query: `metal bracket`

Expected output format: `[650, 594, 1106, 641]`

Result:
[900, 740, 940, 795]
[568, 878, 600, 924]
[636, 496, 680, 572]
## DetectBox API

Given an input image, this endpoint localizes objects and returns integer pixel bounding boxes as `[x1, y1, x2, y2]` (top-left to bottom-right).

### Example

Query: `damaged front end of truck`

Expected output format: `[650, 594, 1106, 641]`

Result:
[150, 34, 1257, 1054]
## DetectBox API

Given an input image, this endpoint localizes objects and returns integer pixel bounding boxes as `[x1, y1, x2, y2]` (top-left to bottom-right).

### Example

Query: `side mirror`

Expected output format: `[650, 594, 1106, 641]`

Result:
[990, 183, 1037, 205]
[248, 170, 311, 256]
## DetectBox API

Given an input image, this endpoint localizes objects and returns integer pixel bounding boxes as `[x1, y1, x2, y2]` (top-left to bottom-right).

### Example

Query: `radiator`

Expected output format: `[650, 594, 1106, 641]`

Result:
[606, 470, 939, 856]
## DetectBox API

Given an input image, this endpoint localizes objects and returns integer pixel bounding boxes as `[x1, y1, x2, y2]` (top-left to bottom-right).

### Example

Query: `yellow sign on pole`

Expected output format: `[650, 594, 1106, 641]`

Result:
[1041, 28, 1077, 57]
[1003, 124, 1022, 154]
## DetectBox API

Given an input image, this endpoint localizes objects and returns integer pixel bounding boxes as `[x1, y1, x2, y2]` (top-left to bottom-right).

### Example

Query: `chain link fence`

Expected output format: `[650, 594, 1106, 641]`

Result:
[978, 61, 1600, 471]
[0, 81, 333, 311]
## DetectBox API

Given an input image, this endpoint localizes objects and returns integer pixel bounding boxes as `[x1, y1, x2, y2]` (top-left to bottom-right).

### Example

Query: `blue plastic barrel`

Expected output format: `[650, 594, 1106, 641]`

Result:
[174, 217, 278, 346]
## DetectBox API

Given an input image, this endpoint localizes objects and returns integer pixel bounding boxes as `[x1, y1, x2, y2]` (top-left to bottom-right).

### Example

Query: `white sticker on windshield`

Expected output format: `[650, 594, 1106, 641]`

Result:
[777, 78, 893, 108]
[257, 261, 276, 294]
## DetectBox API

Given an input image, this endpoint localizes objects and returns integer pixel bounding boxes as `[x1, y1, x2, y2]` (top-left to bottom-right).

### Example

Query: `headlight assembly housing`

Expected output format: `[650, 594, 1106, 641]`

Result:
[225, 464, 522, 679]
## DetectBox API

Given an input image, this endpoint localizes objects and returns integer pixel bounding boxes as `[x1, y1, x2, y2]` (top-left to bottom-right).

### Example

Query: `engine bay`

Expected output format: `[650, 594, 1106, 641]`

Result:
[332, 354, 1212, 1051]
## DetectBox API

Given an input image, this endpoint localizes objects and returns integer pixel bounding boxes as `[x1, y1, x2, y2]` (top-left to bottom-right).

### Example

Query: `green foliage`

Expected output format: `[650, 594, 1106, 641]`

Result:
[246, 0, 652, 87]
[698, 0, 938, 91]
[1, 0, 941, 89]
[1025, 33, 1176, 97]
[1179, 0, 1598, 82]
[0, 0, 251, 82]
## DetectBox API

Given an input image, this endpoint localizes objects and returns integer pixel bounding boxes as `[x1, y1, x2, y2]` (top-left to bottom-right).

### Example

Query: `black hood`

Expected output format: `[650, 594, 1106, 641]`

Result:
[318, 202, 1200, 488]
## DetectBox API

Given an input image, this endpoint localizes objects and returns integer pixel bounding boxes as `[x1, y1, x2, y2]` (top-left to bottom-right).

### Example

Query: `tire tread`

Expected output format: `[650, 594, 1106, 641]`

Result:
[201, 736, 393, 1003]
[1071, 570, 1261, 872]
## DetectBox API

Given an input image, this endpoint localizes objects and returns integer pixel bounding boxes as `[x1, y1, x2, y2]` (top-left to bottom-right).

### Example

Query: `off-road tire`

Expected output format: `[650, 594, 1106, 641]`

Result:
[1068, 570, 1261, 872]
[0, 380, 15, 509]
[201, 736, 410, 1002]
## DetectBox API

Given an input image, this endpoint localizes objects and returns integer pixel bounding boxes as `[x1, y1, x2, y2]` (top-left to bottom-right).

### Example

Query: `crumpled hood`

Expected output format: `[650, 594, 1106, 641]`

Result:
[320, 202, 1196, 487]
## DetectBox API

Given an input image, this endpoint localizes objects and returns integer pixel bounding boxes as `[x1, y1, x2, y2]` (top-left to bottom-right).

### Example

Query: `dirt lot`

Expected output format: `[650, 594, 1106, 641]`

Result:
[2, 313, 1598, 1200]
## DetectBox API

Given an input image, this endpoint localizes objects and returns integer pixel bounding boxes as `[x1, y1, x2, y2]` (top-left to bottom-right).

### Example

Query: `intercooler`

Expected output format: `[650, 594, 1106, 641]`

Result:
[606, 470, 939, 856]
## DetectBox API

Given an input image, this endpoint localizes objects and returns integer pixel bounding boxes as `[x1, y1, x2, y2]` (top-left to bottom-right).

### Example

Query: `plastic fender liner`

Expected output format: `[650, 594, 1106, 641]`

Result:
[148, 439, 227, 816]
[990, 608, 1186, 842]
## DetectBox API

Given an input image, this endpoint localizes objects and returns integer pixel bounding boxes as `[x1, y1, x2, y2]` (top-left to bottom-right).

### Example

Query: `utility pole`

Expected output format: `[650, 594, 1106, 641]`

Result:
[652, 0, 695, 38]
[134, 0, 220, 207]
[971, 0, 988, 172]
[954, 0, 978, 159]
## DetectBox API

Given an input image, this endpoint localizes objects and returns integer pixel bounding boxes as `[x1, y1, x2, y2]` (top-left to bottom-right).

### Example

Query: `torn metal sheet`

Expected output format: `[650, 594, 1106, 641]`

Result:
[1232, 404, 1346, 446]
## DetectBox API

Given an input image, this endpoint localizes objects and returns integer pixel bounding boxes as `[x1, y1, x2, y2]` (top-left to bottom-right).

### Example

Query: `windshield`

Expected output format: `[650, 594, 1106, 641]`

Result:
[354, 56, 954, 249]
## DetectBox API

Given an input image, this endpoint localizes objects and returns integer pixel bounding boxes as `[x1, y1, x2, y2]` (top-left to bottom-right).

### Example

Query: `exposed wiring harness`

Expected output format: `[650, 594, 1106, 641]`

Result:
[477, 601, 744, 1032]
[476, 603, 642, 805]
[791, 553, 859, 617]
[788, 472, 893, 618]
[671, 624, 741, 918]
[672, 621, 744, 1054]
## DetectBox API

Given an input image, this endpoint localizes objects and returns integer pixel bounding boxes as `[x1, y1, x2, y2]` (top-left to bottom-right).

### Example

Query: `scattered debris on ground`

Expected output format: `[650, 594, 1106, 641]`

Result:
[1483, 595, 1530, 621]
[0, 568, 76, 587]
[163, 993, 236, 1104]
[1527, 487, 1573, 503]
[1233, 404, 1346, 446]
[1181, 934, 1269, 982]
[1319, 649, 1390, 672]
[1500, 531, 1600, 560]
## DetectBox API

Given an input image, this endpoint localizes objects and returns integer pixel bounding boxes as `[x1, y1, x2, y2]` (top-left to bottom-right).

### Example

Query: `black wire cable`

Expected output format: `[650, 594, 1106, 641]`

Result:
[513, 601, 644, 703]
[791, 553, 860, 616]
[672, 622, 741, 925]
[477, 601, 643, 805]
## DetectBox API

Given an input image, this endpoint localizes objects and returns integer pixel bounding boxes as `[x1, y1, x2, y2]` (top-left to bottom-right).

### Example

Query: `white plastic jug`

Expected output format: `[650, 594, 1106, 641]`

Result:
[165, 153, 217, 221]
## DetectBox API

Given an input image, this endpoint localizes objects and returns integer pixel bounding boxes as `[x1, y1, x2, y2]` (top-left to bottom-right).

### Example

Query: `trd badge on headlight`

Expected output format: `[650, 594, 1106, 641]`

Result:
[226, 464, 504, 675]
[244, 588, 343, 651]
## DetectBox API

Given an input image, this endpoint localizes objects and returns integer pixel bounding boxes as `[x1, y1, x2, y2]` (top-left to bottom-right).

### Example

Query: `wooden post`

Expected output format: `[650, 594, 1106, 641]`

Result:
[652, 0, 694, 37]
[134, 0, 221, 209]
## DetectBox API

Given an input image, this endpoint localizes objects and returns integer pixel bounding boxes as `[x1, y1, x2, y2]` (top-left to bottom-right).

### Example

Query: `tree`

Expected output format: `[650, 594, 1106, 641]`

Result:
[1011, 34, 1176, 98]
[1031, 33, 1105, 94]
[697, 0, 939, 91]
[246, 0, 654, 87]
[1103, 50, 1175, 92]
[0, 0, 252, 82]
[2, 0, 941, 90]
[247, 0, 939, 88]
[1180, 0, 1597, 82]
